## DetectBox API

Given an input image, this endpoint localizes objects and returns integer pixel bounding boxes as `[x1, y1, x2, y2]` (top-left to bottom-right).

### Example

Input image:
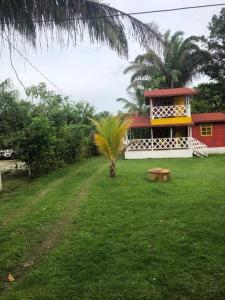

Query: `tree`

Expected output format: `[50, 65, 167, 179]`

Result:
[192, 83, 225, 113]
[124, 30, 207, 89]
[197, 8, 225, 112]
[91, 116, 131, 178]
[17, 117, 57, 176]
[0, 79, 33, 148]
[57, 124, 93, 162]
[0, 79, 98, 176]
[95, 111, 110, 120]
[202, 8, 225, 82]
[0, 1, 161, 57]
[117, 88, 148, 115]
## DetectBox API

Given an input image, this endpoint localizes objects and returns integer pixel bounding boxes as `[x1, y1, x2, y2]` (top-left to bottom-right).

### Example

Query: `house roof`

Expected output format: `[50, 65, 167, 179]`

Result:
[192, 112, 225, 123]
[144, 87, 197, 98]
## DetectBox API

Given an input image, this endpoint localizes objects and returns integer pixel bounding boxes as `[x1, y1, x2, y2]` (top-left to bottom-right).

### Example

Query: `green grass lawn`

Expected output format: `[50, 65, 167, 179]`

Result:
[0, 155, 225, 299]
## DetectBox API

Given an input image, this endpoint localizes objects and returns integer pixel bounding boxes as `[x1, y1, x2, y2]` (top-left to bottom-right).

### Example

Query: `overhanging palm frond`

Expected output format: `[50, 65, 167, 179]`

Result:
[0, 0, 162, 57]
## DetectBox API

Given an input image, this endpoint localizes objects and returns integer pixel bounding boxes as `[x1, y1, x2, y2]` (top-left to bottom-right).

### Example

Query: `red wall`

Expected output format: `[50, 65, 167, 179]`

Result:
[192, 123, 225, 147]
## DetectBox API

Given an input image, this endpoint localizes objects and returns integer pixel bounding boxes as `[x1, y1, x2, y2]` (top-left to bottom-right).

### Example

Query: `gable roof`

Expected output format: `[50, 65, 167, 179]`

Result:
[192, 112, 225, 123]
[144, 87, 197, 98]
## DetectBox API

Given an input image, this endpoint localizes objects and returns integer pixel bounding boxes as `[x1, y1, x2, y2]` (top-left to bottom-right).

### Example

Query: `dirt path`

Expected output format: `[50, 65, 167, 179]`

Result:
[0, 163, 106, 295]
[1, 159, 97, 223]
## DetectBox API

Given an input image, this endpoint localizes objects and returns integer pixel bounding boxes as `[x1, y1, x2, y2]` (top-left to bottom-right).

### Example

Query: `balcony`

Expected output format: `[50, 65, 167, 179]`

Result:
[151, 104, 191, 119]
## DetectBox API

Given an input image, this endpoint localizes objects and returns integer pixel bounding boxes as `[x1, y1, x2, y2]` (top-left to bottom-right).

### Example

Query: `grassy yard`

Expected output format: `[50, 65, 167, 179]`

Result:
[0, 155, 225, 299]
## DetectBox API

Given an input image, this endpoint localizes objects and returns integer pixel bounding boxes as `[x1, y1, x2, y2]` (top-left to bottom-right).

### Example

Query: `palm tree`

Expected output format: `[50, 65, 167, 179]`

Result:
[117, 88, 148, 115]
[91, 116, 131, 178]
[124, 30, 207, 89]
[0, 1, 161, 57]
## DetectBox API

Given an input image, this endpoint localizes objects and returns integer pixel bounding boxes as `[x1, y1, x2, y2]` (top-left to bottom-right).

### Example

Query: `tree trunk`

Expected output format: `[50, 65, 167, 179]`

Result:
[109, 160, 116, 178]
[28, 165, 32, 177]
[0, 172, 2, 192]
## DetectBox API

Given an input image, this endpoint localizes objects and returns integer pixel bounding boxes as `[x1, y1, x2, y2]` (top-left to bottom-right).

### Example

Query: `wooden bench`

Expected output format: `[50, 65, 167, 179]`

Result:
[148, 168, 170, 182]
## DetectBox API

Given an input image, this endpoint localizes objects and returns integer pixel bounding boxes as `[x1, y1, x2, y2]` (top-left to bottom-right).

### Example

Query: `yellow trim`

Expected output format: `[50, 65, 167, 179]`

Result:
[200, 124, 212, 136]
[151, 117, 192, 126]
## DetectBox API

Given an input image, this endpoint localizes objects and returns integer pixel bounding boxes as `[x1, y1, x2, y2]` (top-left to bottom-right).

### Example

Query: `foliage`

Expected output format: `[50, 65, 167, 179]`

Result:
[94, 110, 110, 120]
[17, 117, 57, 176]
[91, 116, 131, 177]
[0, 0, 161, 57]
[192, 82, 225, 113]
[0, 79, 33, 148]
[57, 124, 93, 162]
[201, 8, 225, 82]
[0, 81, 98, 176]
[124, 30, 207, 90]
[117, 88, 148, 115]
[197, 8, 225, 112]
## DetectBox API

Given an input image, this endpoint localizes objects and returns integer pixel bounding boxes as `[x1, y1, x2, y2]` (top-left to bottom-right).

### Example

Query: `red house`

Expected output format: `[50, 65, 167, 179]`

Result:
[192, 113, 225, 153]
[125, 87, 225, 159]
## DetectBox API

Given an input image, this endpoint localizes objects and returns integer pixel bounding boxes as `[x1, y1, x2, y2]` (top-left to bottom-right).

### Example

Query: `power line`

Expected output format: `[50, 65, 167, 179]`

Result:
[0, 32, 66, 95]
[124, 3, 225, 17]
[0, 3, 225, 25]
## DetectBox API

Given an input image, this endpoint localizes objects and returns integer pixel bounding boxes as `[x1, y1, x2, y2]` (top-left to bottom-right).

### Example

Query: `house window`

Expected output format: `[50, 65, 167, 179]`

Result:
[200, 124, 212, 136]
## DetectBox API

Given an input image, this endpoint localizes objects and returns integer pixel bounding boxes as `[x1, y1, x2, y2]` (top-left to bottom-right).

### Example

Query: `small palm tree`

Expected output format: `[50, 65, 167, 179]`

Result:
[124, 30, 207, 89]
[117, 88, 148, 115]
[91, 116, 131, 178]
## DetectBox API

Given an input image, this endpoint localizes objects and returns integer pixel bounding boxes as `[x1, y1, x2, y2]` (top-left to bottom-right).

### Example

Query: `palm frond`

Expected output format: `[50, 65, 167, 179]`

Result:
[0, 0, 162, 56]
[94, 133, 113, 160]
[124, 29, 205, 89]
[127, 79, 151, 91]
[117, 97, 139, 112]
[92, 116, 131, 160]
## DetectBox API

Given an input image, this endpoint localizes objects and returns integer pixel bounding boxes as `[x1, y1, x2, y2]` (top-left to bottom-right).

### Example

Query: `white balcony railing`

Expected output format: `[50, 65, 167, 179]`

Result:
[126, 137, 208, 156]
[151, 105, 190, 118]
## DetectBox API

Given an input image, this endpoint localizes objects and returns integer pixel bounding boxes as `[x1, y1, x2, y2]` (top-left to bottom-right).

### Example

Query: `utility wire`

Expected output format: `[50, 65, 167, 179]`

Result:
[0, 32, 66, 95]
[0, 3, 225, 25]
[122, 3, 225, 18]
[6, 34, 27, 93]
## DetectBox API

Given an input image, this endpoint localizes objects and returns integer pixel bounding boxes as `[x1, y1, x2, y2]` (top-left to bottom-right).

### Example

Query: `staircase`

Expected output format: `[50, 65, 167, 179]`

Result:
[189, 138, 208, 157]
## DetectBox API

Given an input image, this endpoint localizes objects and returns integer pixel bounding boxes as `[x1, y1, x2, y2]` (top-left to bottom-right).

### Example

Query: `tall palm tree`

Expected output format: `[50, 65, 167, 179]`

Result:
[124, 30, 207, 89]
[117, 88, 148, 115]
[0, 1, 161, 57]
[91, 116, 131, 177]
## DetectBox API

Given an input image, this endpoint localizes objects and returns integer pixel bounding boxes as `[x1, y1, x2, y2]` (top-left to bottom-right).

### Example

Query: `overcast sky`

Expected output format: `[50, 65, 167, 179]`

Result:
[0, 0, 223, 113]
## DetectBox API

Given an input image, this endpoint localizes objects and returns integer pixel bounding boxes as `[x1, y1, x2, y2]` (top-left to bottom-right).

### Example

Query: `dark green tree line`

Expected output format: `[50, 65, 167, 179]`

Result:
[0, 81, 104, 176]
[193, 8, 225, 113]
